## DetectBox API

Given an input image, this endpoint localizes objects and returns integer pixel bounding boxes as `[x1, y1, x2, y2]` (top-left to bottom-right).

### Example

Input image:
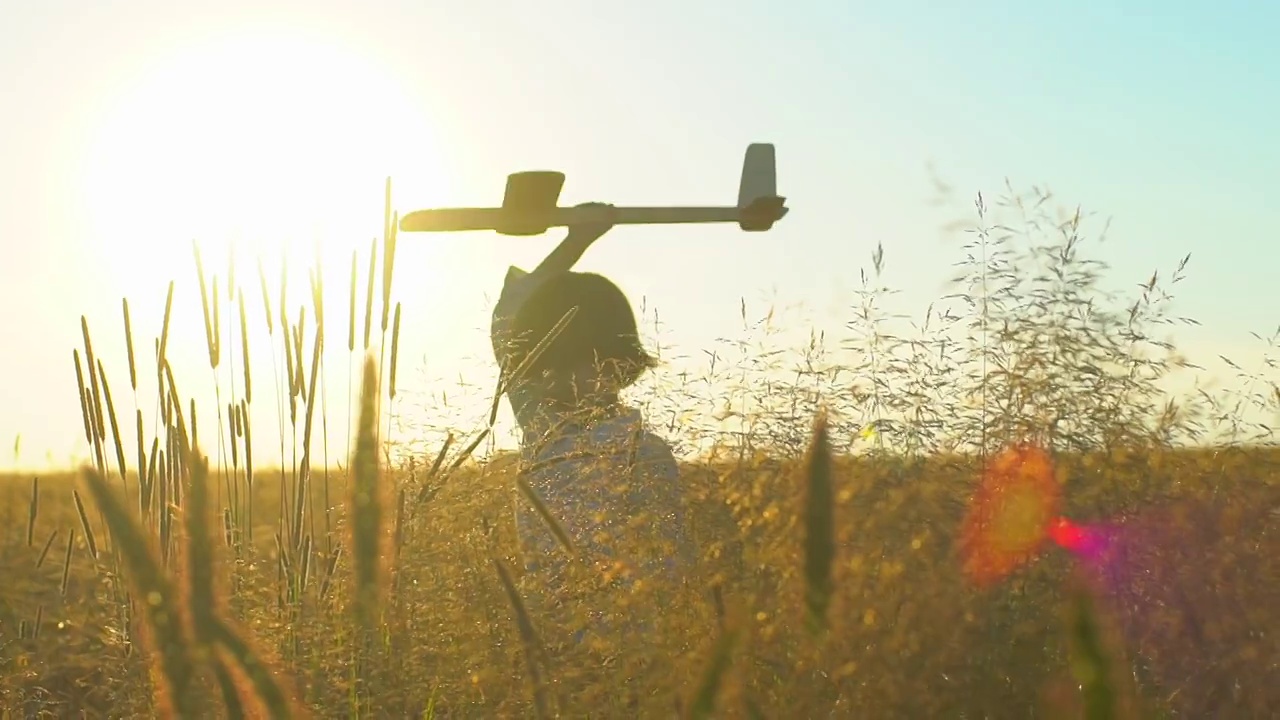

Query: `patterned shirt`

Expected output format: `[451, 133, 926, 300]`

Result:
[515, 407, 694, 648]
[516, 407, 693, 580]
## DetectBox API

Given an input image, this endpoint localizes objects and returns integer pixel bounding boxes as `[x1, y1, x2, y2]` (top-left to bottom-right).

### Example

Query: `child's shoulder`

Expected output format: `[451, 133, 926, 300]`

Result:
[585, 409, 675, 463]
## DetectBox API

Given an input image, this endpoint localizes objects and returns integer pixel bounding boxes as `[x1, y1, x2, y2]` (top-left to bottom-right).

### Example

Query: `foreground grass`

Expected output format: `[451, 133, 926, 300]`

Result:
[2, 183, 1278, 717]
[2, 446, 1279, 717]
[0, 443, 1274, 712]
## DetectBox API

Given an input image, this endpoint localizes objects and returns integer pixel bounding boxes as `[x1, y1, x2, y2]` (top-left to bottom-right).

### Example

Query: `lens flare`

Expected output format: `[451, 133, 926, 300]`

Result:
[959, 444, 1063, 586]
[1048, 517, 1109, 559]
[955, 444, 1280, 714]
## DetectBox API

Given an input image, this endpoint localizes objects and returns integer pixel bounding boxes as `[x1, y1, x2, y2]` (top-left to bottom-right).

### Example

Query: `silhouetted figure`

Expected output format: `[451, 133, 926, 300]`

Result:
[490, 205, 695, 688]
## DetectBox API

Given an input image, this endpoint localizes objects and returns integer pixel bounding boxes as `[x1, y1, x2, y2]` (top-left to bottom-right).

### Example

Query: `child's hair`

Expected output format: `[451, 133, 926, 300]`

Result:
[506, 271, 657, 390]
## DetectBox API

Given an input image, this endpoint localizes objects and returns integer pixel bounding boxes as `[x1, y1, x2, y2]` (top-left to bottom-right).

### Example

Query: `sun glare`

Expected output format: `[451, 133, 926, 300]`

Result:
[80, 31, 449, 304]
[68, 30, 467, 470]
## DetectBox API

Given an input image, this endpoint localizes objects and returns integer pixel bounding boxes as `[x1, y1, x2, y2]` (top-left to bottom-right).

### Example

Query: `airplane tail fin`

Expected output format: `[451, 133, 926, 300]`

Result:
[737, 143, 787, 231]
[737, 143, 777, 208]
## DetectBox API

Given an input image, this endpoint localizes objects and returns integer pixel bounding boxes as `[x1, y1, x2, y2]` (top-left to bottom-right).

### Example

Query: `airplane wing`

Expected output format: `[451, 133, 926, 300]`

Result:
[400, 199, 786, 235]
[398, 205, 743, 234]
[399, 208, 509, 233]
[610, 196, 787, 229]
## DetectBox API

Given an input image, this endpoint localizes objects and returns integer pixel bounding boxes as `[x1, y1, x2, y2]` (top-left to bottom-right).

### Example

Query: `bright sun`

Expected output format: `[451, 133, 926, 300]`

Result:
[80, 30, 448, 300]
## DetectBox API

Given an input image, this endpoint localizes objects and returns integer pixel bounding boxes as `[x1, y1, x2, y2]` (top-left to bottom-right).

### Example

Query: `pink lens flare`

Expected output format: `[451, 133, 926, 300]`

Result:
[1048, 517, 1110, 559]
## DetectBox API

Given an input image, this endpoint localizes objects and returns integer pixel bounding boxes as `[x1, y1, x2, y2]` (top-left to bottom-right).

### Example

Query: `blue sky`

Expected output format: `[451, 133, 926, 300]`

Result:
[1, 0, 1277, 469]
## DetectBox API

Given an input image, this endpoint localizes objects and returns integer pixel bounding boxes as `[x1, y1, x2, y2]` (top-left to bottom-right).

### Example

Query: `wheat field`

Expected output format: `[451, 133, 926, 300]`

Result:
[2, 185, 1278, 718]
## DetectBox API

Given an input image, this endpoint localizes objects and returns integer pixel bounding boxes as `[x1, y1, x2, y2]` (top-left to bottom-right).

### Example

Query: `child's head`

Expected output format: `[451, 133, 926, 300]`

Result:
[505, 271, 656, 401]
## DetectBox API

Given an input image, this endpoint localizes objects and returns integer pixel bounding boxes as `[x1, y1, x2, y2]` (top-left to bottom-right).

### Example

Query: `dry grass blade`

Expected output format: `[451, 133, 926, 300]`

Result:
[211, 658, 247, 720]
[362, 238, 377, 350]
[441, 428, 491, 482]
[278, 253, 289, 343]
[348, 249, 357, 352]
[238, 289, 252, 404]
[136, 410, 148, 515]
[471, 303, 579, 470]
[35, 529, 58, 569]
[221, 508, 233, 549]
[161, 360, 180, 421]
[158, 452, 172, 567]
[144, 437, 160, 521]
[241, 399, 254, 539]
[156, 346, 169, 426]
[97, 360, 129, 490]
[71, 489, 100, 561]
[190, 399, 199, 453]
[82, 467, 197, 717]
[274, 530, 292, 588]
[184, 447, 217, 642]
[684, 624, 741, 720]
[184, 438, 301, 717]
[27, 476, 38, 547]
[1068, 586, 1120, 720]
[157, 281, 175, 373]
[256, 258, 274, 336]
[380, 181, 397, 333]
[228, 406, 240, 488]
[500, 306, 579, 396]
[409, 436, 454, 508]
[122, 298, 138, 391]
[60, 528, 75, 596]
[73, 350, 93, 445]
[391, 492, 406, 567]
[290, 331, 323, 551]
[317, 544, 342, 601]
[802, 410, 836, 633]
[80, 316, 106, 442]
[485, 377, 505, 432]
[211, 277, 222, 370]
[302, 330, 323, 445]
[298, 534, 313, 592]
[389, 302, 401, 400]
[425, 433, 454, 480]
[310, 261, 325, 338]
[516, 473, 576, 556]
[349, 356, 385, 634]
[194, 242, 219, 370]
[492, 558, 551, 720]
[292, 307, 307, 403]
[282, 313, 297, 425]
[210, 617, 301, 719]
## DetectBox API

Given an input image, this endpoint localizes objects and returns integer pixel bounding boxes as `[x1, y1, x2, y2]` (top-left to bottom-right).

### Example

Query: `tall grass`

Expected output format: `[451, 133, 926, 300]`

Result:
[1, 182, 1278, 718]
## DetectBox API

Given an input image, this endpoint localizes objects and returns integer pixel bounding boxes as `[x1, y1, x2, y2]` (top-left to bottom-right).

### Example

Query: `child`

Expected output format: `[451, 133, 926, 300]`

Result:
[490, 205, 695, 653]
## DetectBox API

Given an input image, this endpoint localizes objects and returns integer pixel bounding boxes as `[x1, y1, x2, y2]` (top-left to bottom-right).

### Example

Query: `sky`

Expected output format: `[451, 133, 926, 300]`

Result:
[1, 0, 1277, 471]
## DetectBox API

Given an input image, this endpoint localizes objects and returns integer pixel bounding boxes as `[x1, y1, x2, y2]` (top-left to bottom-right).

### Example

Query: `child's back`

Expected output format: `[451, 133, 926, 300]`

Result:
[491, 260, 696, 647]
[516, 405, 692, 588]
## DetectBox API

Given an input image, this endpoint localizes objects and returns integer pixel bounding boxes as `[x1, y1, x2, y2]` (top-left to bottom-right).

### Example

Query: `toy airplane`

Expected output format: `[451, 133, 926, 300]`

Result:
[398, 143, 788, 236]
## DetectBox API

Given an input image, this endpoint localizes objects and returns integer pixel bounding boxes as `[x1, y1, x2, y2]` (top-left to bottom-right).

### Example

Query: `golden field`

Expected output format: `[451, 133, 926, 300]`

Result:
[3, 446, 1279, 718]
